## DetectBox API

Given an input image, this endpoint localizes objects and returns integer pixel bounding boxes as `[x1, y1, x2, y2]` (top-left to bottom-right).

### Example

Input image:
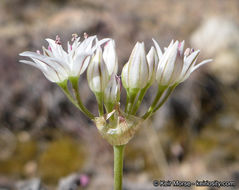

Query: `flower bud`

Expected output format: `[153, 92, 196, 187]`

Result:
[87, 47, 109, 93]
[104, 75, 121, 112]
[146, 46, 159, 85]
[121, 42, 149, 94]
[103, 40, 118, 75]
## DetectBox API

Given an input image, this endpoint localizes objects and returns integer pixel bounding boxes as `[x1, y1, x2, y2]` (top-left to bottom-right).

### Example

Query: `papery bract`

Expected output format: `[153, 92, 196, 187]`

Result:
[94, 109, 143, 146]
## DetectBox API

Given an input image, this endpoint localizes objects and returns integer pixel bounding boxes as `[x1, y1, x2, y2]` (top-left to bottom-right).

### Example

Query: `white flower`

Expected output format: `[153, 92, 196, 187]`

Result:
[87, 47, 109, 93]
[19, 34, 109, 83]
[121, 42, 149, 91]
[146, 46, 159, 84]
[153, 39, 212, 86]
[103, 39, 118, 75]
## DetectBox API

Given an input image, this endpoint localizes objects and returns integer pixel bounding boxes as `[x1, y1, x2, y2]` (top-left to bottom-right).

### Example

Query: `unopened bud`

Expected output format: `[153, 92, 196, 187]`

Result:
[87, 47, 109, 93]
[104, 75, 121, 112]
[122, 42, 149, 94]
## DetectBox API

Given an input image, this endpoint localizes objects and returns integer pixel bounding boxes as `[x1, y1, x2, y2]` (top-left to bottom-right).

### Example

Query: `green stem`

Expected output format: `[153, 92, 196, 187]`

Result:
[124, 93, 129, 113]
[69, 78, 95, 120]
[142, 85, 167, 119]
[152, 84, 177, 113]
[131, 84, 150, 115]
[125, 89, 138, 114]
[95, 92, 104, 116]
[58, 81, 82, 110]
[114, 145, 125, 190]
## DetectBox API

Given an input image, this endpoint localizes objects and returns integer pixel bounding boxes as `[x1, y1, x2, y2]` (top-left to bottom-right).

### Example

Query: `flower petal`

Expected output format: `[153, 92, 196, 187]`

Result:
[192, 59, 212, 72]
[103, 40, 118, 75]
[152, 38, 163, 58]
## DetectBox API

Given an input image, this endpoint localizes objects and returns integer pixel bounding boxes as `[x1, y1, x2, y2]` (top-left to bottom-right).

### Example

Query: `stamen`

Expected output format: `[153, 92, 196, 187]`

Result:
[177, 42, 182, 56]
[55, 35, 61, 45]
[178, 42, 181, 49]
[190, 48, 194, 53]
[84, 32, 88, 39]
[104, 41, 109, 48]
[71, 33, 78, 42]
[184, 48, 191, 57]
[48, 46, 52, 52]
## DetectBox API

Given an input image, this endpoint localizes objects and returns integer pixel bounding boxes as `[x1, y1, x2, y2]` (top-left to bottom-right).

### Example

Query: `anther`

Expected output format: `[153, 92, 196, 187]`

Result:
[71, 33, 78, 42]
[184, 48, 191, 57]
[84, 32, 88, 39]
[55, 35, 61, 45]
[48, 46, 52, 51]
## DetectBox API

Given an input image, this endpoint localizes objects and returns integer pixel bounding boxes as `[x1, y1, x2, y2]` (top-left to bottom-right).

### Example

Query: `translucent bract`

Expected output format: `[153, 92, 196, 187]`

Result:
[94, 108, 143, 146]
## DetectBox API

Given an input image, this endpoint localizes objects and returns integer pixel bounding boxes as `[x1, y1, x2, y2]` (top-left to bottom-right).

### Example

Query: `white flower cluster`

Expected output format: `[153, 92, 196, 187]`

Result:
[20, 34, 212, 114]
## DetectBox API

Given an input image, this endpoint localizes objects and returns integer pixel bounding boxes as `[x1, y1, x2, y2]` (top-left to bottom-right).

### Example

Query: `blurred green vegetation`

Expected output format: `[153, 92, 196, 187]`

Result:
[0, 132, 86, 185]
[39, 137, 86, 184]
[0, 138, 37, 177]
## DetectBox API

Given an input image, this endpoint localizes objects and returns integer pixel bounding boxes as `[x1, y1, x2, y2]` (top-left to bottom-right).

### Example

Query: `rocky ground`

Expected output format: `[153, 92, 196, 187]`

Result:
[0, 0, 239, 189]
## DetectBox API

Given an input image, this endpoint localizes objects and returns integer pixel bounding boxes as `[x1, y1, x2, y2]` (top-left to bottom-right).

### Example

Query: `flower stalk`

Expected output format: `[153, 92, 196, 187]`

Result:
[114, 145, 125, 190]
[69, 77, 95, 120]
[125, 90, 138, 114]
[142, 85, 167, 119]
[152, 84, 177, 114]
[130, 84, 150, 115]
[58, 80, 81, 110]
[95, 92, 104, 116]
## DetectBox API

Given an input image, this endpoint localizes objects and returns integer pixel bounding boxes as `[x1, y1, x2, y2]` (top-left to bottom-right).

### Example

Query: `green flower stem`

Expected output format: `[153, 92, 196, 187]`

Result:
[114, 145, 125, 190]
[59, 81, 82, 110]
[104, 102, 115, 113]
[152, 84, 177, 113]
[142, 85, 167, 120]
[68, 78, 95, 120]
[131, 84, 150, 115]
[125, 90, 138, 114]
[124, 94, 129, 113]
[95, 92, 104, 116]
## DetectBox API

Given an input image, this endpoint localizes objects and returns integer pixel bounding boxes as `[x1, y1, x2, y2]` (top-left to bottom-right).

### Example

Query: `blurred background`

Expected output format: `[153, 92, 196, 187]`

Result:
[0, 0, 239, 189]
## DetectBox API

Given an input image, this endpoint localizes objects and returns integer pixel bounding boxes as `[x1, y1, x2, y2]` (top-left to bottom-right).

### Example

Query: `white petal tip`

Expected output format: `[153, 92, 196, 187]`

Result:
[19, 51, 31, 56]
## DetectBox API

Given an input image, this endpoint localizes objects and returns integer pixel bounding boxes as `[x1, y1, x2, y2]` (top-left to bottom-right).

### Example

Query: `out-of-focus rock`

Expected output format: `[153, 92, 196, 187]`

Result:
[0, 128, 16, 160]
[16, 178, 45, 190]
[191, 17, 239, 56]
[211, 51, 239, 84]
[190, 17, 239, 84]
[57, 173, 90, 190]
[47, 8, 100, 36]
[24, 161, 38, 177]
